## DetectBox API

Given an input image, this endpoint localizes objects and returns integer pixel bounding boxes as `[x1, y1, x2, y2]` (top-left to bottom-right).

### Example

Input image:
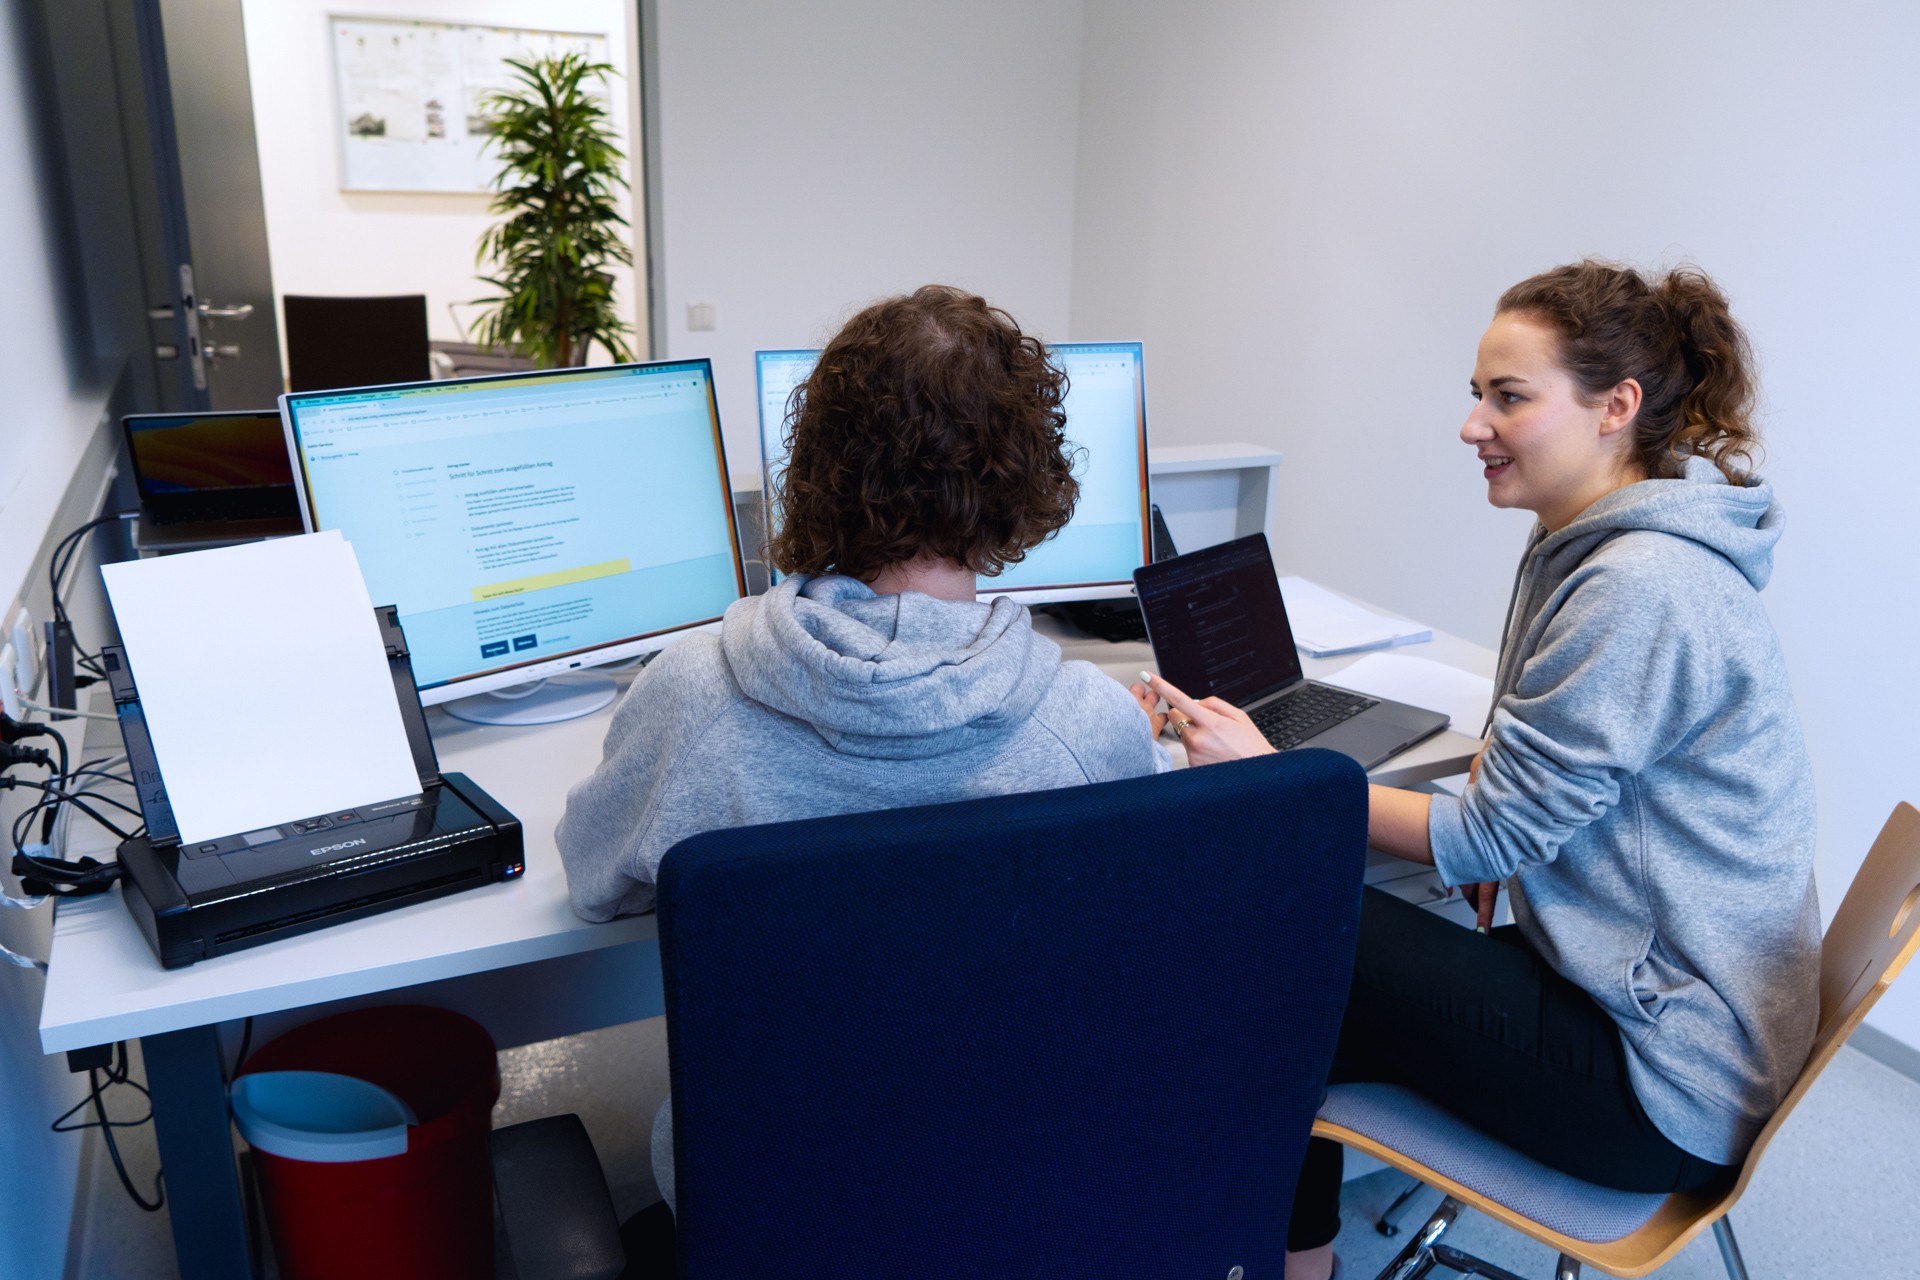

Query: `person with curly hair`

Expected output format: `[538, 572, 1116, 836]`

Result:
[557, 284, 1168, 1219]
[558, 284, 1167, 925]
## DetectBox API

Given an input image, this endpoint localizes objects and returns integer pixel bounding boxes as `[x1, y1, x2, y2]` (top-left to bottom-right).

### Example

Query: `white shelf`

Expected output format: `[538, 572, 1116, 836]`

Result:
[1147, 443, 1283, 475]
[1146, 441, 1282, 554]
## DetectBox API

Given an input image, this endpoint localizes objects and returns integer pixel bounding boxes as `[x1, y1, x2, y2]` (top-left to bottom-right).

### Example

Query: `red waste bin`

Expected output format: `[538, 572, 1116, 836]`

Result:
[234, 1006, 500, 1280]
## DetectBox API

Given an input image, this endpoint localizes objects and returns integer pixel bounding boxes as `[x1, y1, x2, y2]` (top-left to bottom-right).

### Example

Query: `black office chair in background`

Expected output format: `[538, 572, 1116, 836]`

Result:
[491, 749, 1370, 1279]
[283, 293, 431, 392]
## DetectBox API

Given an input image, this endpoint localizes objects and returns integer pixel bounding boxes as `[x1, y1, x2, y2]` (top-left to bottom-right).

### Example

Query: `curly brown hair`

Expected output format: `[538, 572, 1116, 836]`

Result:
[1498, 260, 1761, 483]
[768, 285, 1080, 581]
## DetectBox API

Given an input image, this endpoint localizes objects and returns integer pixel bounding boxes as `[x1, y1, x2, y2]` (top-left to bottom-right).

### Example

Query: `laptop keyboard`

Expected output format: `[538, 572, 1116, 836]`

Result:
[1250, 684, 1380, 750]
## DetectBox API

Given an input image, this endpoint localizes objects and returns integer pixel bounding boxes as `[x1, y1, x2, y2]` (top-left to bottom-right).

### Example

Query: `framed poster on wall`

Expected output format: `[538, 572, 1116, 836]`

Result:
[331, 16, 609, 192]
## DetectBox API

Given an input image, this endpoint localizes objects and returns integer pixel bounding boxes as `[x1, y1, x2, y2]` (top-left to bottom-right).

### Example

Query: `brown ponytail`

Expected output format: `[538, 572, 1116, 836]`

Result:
[1497, 260, 1760, 483]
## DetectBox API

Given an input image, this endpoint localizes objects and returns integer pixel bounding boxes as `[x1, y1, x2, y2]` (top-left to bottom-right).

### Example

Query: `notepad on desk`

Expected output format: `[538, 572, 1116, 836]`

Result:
[1278, 576, 1433, 657]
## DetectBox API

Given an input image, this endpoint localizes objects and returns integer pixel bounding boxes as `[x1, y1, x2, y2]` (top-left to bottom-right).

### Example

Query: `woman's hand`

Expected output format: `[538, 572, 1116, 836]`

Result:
[1128, 679, 1168, 736]
[1132, 672, 1276, 766]
[1459, 880, 1499, 932]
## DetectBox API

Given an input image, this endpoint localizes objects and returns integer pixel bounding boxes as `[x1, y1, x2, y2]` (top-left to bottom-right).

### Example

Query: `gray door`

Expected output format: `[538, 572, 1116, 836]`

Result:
[138, 0, 284, 410]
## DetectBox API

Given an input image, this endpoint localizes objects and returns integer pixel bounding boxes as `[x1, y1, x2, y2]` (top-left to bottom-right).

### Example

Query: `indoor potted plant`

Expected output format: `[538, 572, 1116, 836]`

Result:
[472, 53, 635, 368]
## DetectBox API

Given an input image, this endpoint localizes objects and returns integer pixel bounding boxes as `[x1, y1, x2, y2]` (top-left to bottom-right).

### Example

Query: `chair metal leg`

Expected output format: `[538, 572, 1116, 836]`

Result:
[1378, 1176, 1426, 1237]
[1428, 1243, 1537, 1279]
[1555, 1256, 1581, 1280]
[1370, 1196, 1459, 1280]
[1713, 1216, 1751, 1280]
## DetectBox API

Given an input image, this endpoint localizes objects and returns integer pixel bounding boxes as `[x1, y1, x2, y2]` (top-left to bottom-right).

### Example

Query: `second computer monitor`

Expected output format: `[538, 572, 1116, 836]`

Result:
[755, 342, 1150, 605]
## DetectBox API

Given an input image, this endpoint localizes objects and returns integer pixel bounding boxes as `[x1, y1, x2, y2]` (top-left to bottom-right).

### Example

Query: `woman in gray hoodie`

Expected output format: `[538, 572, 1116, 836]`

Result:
[1148, 262, 1817, 1280]
[556, 286, 1168, 1213]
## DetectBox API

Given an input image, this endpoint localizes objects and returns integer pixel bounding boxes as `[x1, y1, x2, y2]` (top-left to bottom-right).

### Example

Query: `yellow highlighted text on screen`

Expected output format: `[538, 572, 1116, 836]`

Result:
[472, 559, 630, 602]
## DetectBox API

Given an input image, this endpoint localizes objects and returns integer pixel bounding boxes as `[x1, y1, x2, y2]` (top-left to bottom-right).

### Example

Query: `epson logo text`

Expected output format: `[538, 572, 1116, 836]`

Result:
[310, 838, 368, 856]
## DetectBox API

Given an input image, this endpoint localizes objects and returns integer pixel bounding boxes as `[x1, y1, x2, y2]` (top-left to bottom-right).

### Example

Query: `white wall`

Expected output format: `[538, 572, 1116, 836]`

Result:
[0, 4, 98, 552]
[653, 0, 1086, 482]
[1069, 0, 1920, 1046]
[0, 3, 106, 1273]
[240, 0, 641, 363]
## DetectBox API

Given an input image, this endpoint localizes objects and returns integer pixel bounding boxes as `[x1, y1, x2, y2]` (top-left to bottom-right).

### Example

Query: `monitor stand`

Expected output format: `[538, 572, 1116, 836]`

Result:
[441, 672, 619, 726]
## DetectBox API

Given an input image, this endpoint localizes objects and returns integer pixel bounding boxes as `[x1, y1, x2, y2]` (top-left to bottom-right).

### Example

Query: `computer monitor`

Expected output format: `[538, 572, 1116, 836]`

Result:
[754, 342, 1150, 605]
[282, 361, 746, 722]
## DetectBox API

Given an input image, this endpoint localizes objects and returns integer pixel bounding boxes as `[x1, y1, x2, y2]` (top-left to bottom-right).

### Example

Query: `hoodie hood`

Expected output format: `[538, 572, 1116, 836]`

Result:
[720, 574, 1061, 760]
[1536, 454, 1783, 592]
[1485, 456, 1784, 727]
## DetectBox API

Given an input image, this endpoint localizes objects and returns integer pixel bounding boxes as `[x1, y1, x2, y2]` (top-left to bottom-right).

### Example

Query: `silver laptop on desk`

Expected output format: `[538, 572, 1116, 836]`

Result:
[1133, 533, 1449, 769]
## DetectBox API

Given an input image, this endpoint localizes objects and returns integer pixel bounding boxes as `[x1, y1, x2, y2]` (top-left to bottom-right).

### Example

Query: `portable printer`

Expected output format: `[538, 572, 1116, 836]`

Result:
[104, 606, 524, 969]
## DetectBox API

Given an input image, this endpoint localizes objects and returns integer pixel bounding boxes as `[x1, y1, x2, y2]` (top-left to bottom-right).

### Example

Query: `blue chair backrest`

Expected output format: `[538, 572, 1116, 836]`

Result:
[656, 748, 1368, 1279]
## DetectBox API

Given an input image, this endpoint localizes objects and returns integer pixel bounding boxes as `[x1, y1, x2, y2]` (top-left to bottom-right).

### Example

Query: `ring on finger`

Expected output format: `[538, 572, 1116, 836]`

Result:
[1170, 716, 1193, 736]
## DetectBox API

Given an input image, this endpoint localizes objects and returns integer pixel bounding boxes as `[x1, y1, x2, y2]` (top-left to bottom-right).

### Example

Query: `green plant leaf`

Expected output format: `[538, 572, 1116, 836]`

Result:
[472, 53, 636, 368]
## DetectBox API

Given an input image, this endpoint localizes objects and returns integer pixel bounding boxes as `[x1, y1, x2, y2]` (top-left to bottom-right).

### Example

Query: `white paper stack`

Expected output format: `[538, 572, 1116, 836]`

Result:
[1323, 651, 1495, 742]
[100, 531, 423, 845]
[1279, 576, 1432, 657]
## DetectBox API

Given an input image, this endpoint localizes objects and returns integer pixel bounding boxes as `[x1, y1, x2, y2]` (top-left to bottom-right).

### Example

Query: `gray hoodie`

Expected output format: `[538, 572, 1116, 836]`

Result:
[556, 573, 1170, 921]
[1428, 456, 1819, 1166]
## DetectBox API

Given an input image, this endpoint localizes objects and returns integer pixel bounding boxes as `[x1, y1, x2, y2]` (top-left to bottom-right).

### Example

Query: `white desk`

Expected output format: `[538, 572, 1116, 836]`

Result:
[39, 579, 1491, 1278]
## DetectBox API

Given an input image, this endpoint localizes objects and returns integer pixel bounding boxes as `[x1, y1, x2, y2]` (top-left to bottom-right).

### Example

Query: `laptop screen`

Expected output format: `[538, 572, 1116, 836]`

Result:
[1133, 532, 1302, 708]
[121, 411, 300, 522]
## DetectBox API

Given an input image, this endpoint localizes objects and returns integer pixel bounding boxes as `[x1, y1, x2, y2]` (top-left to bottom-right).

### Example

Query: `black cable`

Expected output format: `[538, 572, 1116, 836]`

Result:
[51, 1043, 150, 1131]
[0, 779, 135, 838]
[3, 717, 135, 900]
[97, 1089, 165, 1212]
[216, 1015, 256, 1087]
[51, 1043, 163, 1212]
[2, 715, 69, 779]
[47, 511, 137, 679]
[48, 512, 136, 628]
[3, 778, 144, 819]
[66, 766, 134, 788]
[9, 776, 141, 894]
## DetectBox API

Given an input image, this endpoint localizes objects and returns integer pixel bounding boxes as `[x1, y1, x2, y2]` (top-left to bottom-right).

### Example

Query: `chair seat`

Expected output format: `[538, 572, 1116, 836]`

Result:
[1316, 1083, 1669, 1243]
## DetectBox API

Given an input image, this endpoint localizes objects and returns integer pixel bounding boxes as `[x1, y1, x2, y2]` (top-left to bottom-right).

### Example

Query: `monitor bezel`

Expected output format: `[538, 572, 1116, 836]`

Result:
[279, 359, 746, 705]
[750, 341, 1153, 606]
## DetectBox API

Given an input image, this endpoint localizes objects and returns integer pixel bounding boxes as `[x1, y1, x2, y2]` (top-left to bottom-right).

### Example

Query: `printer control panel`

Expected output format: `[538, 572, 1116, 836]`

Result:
[183, 794, 427, 859]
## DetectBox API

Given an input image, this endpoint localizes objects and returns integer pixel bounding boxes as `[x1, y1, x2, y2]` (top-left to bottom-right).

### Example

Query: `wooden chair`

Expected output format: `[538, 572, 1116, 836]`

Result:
[1313, 801, 1920, 1280]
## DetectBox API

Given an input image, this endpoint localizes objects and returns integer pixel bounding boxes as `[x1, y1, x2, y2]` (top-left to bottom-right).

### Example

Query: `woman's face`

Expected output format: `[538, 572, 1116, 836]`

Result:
[1461, 312, 1643, 531]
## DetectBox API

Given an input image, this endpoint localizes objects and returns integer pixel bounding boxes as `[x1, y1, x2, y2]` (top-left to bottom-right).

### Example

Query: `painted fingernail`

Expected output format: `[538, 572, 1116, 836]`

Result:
[1139, 670, 1154, 684]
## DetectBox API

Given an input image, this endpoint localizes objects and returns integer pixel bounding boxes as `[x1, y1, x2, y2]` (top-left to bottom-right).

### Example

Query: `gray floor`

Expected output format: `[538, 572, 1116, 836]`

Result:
[62, 1024, 1920, 1279]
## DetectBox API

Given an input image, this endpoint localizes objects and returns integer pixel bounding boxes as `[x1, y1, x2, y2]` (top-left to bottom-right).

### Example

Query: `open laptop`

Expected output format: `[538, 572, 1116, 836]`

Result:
[1134, 533, 1449, 769]
[121, 410, 303, 549]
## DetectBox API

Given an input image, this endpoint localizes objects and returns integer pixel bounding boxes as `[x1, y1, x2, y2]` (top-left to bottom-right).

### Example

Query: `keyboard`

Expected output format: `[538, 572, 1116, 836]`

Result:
[1249, 683, 1379, 750]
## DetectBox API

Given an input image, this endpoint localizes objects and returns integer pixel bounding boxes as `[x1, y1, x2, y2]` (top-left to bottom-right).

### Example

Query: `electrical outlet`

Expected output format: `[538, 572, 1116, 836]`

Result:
[0, 644, 19, 719]
[686, 302, 716, 332]
[9, 607, 36, 697]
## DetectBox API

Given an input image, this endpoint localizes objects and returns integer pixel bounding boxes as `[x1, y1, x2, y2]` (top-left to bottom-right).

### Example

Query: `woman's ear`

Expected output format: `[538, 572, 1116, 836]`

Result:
[1598, 378, 1644, 438]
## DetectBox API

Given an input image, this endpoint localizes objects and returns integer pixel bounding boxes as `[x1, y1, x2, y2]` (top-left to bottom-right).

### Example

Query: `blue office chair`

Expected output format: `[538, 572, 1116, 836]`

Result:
[492, 748, 1368, 1279]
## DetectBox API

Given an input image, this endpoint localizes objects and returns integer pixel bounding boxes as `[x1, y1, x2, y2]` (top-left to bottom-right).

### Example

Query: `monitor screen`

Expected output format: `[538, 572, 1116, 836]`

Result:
[123, 411, 301, 522]
[283, 361, 746, 701]
[754, 342, 1150, 603]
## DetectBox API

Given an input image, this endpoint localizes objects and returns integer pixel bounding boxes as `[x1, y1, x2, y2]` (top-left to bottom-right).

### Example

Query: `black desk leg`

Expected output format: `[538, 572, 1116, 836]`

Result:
[143, 1025, 252, 1280]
